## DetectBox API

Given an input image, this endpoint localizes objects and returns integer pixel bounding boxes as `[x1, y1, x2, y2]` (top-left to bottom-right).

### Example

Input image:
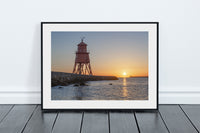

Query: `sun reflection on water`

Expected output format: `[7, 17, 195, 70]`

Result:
[122, 78, 128, 97]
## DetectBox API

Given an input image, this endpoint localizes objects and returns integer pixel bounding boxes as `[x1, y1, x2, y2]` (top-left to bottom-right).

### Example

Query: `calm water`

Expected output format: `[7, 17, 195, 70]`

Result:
[51, 77, 148, 100]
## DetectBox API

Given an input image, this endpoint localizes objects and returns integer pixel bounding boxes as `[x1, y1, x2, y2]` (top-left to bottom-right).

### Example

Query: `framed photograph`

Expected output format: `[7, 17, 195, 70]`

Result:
[41, 22, 158, 110]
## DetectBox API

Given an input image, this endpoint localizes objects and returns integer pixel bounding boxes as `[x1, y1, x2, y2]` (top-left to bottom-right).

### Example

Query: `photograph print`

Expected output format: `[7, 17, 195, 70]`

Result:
[42, 22, 158, 110]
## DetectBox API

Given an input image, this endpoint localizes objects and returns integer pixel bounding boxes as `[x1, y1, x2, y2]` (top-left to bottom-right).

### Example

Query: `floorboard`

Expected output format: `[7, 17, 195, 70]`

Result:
[0, 104, 200, 133]
[159, 105, 198, 133]
[135, 111, 169, 133]
[0, 105, 13, 123]
[22, 106, 57, 133]
[110, 111, 139, 133]
[0, 105, 36, 133]
[180, 105, 200, 132]
[81, 112, 109, 133]
[52, 111, 82, 133]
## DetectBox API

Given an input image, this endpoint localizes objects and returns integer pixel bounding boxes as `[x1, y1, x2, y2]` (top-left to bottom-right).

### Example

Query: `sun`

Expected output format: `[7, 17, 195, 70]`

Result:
[123, 72, 127, 76]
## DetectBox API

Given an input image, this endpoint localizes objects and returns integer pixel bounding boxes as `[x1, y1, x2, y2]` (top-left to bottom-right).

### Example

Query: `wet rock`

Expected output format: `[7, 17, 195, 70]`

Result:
[80, 82, 89, 86]
[74, 84, 79, 86]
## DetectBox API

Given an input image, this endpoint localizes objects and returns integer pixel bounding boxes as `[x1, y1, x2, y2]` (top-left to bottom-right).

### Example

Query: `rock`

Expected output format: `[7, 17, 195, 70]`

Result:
[80, 82, 86, 86]
[74, 84, 79, 86]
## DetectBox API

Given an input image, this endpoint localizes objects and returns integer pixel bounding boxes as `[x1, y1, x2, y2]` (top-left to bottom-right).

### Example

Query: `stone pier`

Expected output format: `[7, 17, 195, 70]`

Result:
[51, 72, 118, 86]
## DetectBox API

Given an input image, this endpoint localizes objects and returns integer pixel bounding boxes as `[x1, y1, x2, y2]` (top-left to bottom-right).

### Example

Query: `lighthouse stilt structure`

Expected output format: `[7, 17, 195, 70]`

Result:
[72, 38, 93, 75]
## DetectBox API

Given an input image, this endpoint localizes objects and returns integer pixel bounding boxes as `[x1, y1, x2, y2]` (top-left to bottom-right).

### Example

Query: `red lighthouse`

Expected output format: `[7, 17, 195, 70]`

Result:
[72, 38, 93, 75]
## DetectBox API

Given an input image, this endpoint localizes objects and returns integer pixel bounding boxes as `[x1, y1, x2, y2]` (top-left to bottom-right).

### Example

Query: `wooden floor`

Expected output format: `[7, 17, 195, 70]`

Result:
[0, 105, 200, 133]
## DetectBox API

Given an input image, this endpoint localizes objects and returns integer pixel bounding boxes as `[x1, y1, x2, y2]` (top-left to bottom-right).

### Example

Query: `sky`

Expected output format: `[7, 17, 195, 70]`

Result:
[51, 32, 148, 77]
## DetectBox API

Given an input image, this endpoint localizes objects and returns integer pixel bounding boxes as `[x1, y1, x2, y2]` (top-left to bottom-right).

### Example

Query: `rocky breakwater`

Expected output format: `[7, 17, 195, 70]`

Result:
[51, 72, 118, 87]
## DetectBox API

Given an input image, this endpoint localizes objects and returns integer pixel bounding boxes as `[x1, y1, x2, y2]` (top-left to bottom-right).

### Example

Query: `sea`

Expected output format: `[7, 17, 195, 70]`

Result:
[51, 77, 148, 100]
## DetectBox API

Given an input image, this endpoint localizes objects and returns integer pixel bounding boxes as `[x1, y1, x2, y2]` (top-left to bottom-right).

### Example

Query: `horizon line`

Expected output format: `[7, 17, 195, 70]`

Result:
[51, 71, 148, 77]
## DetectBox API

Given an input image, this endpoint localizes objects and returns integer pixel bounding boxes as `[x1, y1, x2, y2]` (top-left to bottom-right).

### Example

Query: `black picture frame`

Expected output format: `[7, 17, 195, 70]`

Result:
[41, 22, 159, 111]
